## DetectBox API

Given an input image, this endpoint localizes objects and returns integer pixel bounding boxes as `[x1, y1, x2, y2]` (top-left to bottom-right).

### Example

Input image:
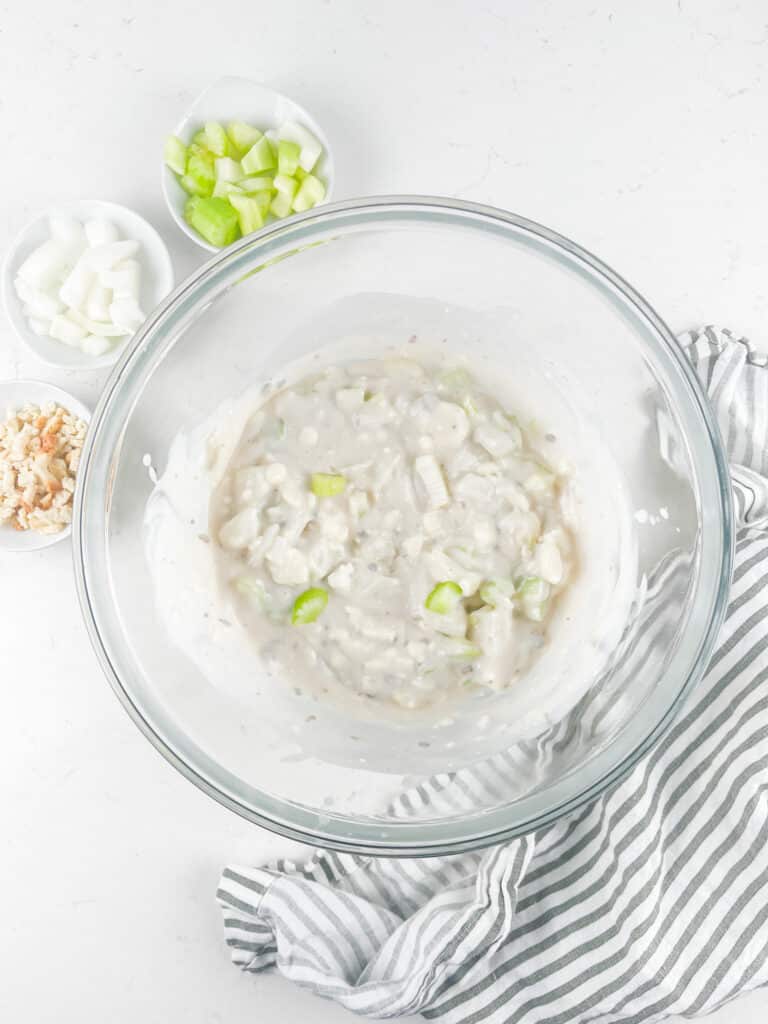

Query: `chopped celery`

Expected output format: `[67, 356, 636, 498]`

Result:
[425, 581, 463, 614]
[294, 166, 308, 182]
[226, 121, 262, 154]
[191, 129, 207, 148]
[185, 197, 240, 248]
[228, 193, 265, 235]
[212, 180, 243, 199]
[204, 121, 230, 157]
[274, 174, 299, 201]
[241, 136, 276, 174]
[164, 135, 187, 175]
[443, 638, 482, 660]
[291, 587, 328, 625]
[292, 173, 326, 212]
[479, 579, 517, 607]
[251, 190, 273, 216]
[215, 157, 243, 182]
[278, 120, 323, 172]
[277, 139, 301, 176]
[270, 191, 293, 219]
[514, 576, 549, 601]
[239, 175, 275, 193]
[186, 151, 215, 194]
[310, 472, 346, 497]
[180, 173, 210, 197]
[514, 575, 551, 622]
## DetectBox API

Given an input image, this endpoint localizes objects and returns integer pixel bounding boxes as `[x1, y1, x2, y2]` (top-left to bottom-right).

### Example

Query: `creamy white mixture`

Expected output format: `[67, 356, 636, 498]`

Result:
[212, 357, 574, 709]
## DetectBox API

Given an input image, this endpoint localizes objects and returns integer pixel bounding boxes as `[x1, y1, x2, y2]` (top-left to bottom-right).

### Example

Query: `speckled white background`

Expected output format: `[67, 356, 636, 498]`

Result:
[1, 1, 767, 1021]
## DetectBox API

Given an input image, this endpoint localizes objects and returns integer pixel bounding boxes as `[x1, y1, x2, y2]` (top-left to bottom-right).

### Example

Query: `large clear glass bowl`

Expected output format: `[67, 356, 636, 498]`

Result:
[73, 197, 732, 856]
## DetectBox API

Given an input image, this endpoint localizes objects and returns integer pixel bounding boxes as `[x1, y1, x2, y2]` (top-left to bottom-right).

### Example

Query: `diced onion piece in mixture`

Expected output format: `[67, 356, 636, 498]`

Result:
[291, 586, 328, 625]
[425, 580, 463, 614]
[414, 454, 449, 509]
[310, 472, 346, 497]
[219, 507, 262, 550]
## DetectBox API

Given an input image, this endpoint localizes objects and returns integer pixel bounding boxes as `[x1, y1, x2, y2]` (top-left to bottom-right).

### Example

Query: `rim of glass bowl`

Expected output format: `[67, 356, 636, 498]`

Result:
[73, 196, 733, 857]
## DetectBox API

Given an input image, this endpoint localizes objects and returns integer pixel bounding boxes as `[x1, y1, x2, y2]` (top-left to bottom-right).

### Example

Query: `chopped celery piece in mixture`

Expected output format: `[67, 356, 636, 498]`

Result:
[242, 136, 276, 174]
[185, 197, 240, 248]
[292, 173, 326, 212]
[164, 135, 187, 175]
[228, 193, 265, 235]
[479, 578, 517, 607]
[425, 581, 463, 614]
[226, 121, 263, 154]
[443, 638, 482, 660]
[310, 472, 346, 497]
[291, 587, 328, 625]
[277, 139, 301, 176]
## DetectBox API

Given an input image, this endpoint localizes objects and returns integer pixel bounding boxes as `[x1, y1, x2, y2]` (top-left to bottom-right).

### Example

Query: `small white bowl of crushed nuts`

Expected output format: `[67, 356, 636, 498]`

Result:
[0, 380, 90, 552]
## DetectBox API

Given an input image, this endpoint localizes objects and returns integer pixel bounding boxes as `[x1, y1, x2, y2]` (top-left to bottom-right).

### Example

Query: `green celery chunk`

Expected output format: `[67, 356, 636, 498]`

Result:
[294, 166, 308, 182]
[228, 193, 265, 235]
[180, 173, 210, 197]
[270, 191, 293, 219]
[204, 121, 230, 157]
[274, 174, 298, 200]
[277, 139, 301, 176]
[239, 175, 275, 193]
[241, 136, 276, 174]
[226, 121, 263, 155]
[250, 190, 273, 216]
[292, 173, 326, 212]
[185, 197, 240, 247]
[185, 151, 215, 194]
[425, 581, 463, 614]
[191, 129, 208, 148]
[291, 587, 328, 625]
[215, 157, 243, 182]
[310, 472, 346, 497]
[212, 180, 243, 199]
[164, 135, 187, 175]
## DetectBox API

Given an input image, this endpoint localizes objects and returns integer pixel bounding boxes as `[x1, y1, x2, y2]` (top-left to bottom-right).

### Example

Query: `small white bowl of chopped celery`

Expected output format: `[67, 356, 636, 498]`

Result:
[161, 76, 334, 251]
[2, 200, 174, 370]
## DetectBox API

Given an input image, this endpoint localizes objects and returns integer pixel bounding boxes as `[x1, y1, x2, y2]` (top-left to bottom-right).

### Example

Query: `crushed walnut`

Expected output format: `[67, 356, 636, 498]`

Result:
[0, 401, 87, 535]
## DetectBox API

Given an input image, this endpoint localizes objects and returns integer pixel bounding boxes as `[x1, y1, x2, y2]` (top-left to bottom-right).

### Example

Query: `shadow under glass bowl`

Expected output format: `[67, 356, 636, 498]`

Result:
[73, 197, 733, 856]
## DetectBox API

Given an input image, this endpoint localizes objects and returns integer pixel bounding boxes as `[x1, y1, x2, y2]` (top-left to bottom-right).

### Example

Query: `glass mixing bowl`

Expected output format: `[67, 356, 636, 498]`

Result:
[73, 197, 732, 856]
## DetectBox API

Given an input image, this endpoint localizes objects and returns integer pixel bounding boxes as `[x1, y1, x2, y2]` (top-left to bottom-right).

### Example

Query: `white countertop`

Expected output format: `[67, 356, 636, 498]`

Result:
[1, 1, 767, 1020]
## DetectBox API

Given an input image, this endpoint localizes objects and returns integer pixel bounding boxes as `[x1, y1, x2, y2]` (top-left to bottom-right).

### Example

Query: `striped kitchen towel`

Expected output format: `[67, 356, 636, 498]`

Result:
[218, 326, 768, 1023]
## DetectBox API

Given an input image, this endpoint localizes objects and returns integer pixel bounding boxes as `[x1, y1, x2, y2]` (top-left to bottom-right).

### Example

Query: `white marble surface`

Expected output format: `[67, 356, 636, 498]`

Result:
[1, 1, 767, 1020]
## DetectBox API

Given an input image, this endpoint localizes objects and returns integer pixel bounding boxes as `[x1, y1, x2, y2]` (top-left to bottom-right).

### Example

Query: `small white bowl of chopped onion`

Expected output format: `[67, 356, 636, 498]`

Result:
[2, 200, 174, 370]
[0, 379, 90, 552]
[161, 76, 335, 252]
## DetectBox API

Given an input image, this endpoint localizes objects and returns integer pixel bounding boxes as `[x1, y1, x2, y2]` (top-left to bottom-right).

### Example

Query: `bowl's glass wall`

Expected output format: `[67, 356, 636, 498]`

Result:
[77, 201, 730, 853]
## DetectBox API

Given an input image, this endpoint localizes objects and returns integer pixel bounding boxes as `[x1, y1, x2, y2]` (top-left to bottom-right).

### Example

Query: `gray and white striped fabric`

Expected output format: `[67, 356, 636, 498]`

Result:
[218, 326, 768, 1023]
